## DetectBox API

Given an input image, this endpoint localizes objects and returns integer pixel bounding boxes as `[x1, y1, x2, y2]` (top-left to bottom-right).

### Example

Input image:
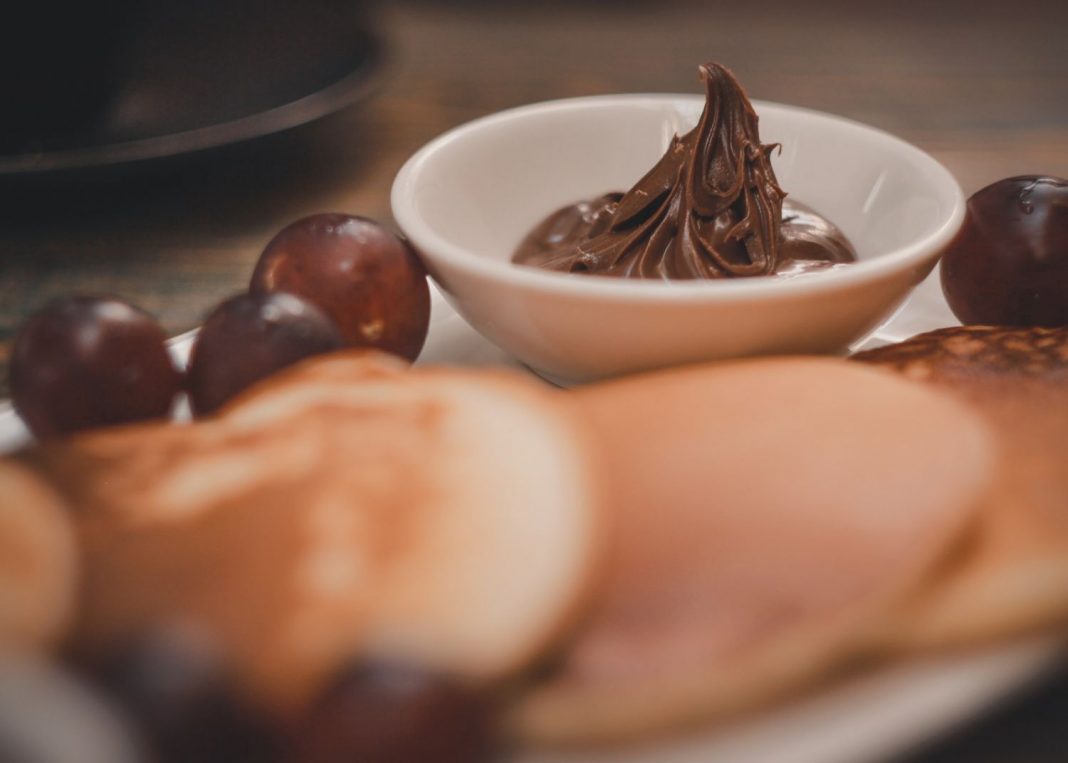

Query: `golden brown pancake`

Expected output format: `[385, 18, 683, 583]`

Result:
[854, 326, 1068, 648]
[23, 352, 603, 716]
[0, 460, 77, 652]
[510, 358, 994, 743]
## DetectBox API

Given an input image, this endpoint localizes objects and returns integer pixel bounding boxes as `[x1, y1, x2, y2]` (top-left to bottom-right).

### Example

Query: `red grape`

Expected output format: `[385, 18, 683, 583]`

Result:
[186, 291, 344, 416]
[941, 176, 1068, 326]
[291, 661, 494, 763]
[82, 629, 278, 763]
[10, 296, 181, 439]
[250, 214, 431, 361]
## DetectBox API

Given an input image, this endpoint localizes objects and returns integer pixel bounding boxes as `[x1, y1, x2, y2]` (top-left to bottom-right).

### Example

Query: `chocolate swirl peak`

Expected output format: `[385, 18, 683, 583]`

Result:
[513, 62, 856, 279]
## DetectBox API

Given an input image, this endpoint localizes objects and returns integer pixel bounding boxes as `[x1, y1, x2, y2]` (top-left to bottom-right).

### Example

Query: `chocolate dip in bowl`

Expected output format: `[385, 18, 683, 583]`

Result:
[392, 88, 964, 385]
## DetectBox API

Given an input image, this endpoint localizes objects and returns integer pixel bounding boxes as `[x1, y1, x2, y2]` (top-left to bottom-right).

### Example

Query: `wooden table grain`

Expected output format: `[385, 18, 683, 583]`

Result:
[2, 0, 1066, 373]
[2, 0, 1066, 390]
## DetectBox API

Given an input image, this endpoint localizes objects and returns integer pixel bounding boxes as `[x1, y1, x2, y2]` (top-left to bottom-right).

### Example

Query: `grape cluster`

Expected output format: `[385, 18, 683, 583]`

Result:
[10, 214, 431, 437]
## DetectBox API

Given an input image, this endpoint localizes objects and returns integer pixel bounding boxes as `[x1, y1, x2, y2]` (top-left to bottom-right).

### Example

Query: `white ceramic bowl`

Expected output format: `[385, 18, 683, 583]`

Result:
[392, 95, 964, 384]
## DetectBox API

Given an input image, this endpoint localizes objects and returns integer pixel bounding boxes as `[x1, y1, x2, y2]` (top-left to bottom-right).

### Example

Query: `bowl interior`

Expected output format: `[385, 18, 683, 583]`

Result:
[400, 95, 959, 270]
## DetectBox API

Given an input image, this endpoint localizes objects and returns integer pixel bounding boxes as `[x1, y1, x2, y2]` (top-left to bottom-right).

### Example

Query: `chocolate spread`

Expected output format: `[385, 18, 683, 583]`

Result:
[512, 62, 856, 279]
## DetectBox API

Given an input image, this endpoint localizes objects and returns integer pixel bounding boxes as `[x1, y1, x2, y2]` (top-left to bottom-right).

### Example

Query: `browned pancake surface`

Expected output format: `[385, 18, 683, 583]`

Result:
[855, 326, 1068, 646]
[0, 461, 77, 651]
[22, 352, 603, 716]
[511, 357, 994, 743]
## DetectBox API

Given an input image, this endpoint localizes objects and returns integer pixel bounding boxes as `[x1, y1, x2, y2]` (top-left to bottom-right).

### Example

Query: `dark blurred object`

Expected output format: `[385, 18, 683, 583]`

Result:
[82, 628, 280, 763]
[901, 659, 1068, 763]
[0, 656, 144, 763]
[0, 2, 135, 148]
[0, 0, 382, 175]
[292, 661, 496, 763]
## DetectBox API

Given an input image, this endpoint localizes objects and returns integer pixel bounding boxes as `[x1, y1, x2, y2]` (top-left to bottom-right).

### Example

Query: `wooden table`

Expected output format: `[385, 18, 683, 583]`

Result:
[2, 0, 1066, 383]
[0, 2, 1066, 755]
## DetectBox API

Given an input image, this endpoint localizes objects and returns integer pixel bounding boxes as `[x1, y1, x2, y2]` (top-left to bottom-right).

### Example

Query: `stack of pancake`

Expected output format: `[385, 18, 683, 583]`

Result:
[1, 326, 1065, 746]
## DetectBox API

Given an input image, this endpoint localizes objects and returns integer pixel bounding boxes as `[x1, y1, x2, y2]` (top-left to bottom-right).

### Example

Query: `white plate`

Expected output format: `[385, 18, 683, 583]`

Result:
[0, 268, 1061, 763]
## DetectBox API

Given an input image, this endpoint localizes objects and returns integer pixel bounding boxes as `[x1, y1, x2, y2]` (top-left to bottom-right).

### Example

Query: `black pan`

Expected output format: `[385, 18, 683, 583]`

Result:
[0, 0, 383, 176]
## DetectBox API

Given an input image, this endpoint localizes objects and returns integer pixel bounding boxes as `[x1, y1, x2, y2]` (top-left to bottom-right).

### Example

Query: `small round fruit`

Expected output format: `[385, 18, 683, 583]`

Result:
[292, 661, 494, 763]
[186, 291, 344, 416]
[10, 296, 181, 439]
[941, 176, 1068, 326]
[250, 214, 431, 361]
[82, 629, 277, 763]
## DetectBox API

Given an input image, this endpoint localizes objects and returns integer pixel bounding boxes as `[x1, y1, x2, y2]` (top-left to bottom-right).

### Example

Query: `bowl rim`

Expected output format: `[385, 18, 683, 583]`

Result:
[391, 93, 965, 303]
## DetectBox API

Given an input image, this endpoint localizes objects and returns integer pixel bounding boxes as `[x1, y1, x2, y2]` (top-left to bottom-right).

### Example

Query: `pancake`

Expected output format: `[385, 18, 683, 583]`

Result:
[0, 461, 77, 652]
[510, 358, 994, 743]
[23, 351, 603, 716]
[854, 326, 1068, 648]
